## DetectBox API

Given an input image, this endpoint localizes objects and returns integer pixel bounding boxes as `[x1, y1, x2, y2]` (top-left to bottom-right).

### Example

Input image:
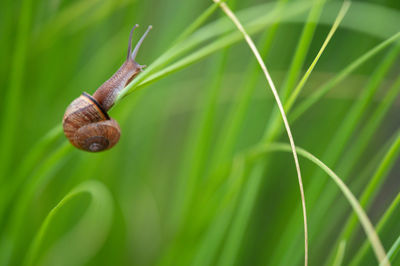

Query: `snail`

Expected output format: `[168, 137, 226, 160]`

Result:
[63, 24, 152, 152]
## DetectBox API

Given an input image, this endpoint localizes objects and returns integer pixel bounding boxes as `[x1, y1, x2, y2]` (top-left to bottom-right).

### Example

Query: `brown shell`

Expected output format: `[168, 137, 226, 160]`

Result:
[62, 94, 121, 152]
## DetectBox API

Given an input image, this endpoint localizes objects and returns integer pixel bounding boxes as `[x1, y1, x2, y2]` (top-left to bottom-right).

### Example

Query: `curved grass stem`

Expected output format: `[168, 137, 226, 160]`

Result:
[248, 143, 390, 266]
[212, 0, 308, 264]
[23, 180, 113, 266]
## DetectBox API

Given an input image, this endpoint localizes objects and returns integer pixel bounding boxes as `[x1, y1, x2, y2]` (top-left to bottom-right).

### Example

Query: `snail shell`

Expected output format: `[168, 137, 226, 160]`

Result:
[63, 93, 120, 152]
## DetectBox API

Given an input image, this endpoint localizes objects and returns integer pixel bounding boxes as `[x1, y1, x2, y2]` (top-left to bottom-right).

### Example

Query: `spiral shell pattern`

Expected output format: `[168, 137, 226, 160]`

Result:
[62, 93, 120, 152]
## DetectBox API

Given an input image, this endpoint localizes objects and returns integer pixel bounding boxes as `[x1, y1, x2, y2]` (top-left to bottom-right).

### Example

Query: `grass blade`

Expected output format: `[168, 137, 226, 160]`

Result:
[271, 32, 400, 266]
[334, 44, 400, 178]
[264, 0, 350, 142]
[193, 156, 246, 266]
[0, 0, 34, 178]
[24, 180, 114, 266]
[285, 1, 351, 111]
[248, 143, 390, 265]
[206, 0, 289, 186]
[383, 234, 400, 265]
[0, 142, 72, 265]
[350, 192, 400, 265]
[0, 126, 63, 225]
[332, 241, 346, 266]
[340, 130, 400, 243]
[290, 32, 400, 122]
[213, 1, 308, 265]
[279, 0, 327, 101]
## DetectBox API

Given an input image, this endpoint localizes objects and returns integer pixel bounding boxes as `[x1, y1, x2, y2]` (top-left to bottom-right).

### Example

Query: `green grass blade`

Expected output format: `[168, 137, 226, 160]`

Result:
[183, 2, 291, 259]
[248, 143, 390, 265]
[169, 1, 240, 260]
[290, 32, 400, 122]
[334, 44, 400, 178]
[169, 26, 233, 263]
[383, 234, 400, 265]
[299, 40, 400, 263]
[214, 2, 349, 265]
[172, 3, 220, 45]
[303, 37, 400, 218]
[271, 32, 400, 266]
[24, 180, 113, 266]
[340, 130, 400, 242]
[0, 142, 72, 265]
[117, 1, 398, 102]
[117, 1, 315, 100]
[264, 0, 350, 143]
[207, 0, 289, 182]
[213, 1, 308, 265]
[285, 0, 351, 112]
[217, 162, 265, 266]
[350, 192, 400, 265]
[261, 0, 328, 148]
[195, 2, 350, 237]
[193, 157, 246, 266]
[0, 126, 63, 225]
[332, 241, 346, 266]
[279, 0, 327, 102]
[326, 88, 400, 262]
[1, 0, 399, 265]
[189, 6, 291, 252]
[0, 0, 34, 179]
[132, 1, 220, 83]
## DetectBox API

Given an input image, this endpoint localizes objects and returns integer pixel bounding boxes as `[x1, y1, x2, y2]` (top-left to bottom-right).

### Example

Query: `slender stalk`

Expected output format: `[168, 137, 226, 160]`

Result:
[350, 192, 400, 265]
[213, 1, 308, 265]
[206, 0, 289, 185]
[269, 31, 400, 266]
[248, 143, 389, 266]
[280, 0, 327, 102]
[340, 130, 400, 243]
[290, 31, 400, 122]
[285, 1, 350, 111]
[264, 0, 350, 142]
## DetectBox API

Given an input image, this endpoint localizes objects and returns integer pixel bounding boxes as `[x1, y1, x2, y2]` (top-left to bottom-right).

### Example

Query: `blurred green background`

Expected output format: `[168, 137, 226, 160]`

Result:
[0, 0, 399, 265]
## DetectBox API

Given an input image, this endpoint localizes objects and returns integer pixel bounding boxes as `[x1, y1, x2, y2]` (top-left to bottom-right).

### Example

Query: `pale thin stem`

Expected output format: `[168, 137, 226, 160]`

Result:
[212, 0, 308, 265]
[248, 143, 390, 266]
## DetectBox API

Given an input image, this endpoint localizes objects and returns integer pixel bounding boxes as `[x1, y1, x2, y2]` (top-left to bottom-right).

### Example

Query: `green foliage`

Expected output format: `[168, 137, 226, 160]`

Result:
[0, 0, 399, 265]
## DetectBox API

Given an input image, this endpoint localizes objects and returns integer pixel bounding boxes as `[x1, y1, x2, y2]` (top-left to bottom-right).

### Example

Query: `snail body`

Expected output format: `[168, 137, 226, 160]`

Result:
[63, 25, 152, 152]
